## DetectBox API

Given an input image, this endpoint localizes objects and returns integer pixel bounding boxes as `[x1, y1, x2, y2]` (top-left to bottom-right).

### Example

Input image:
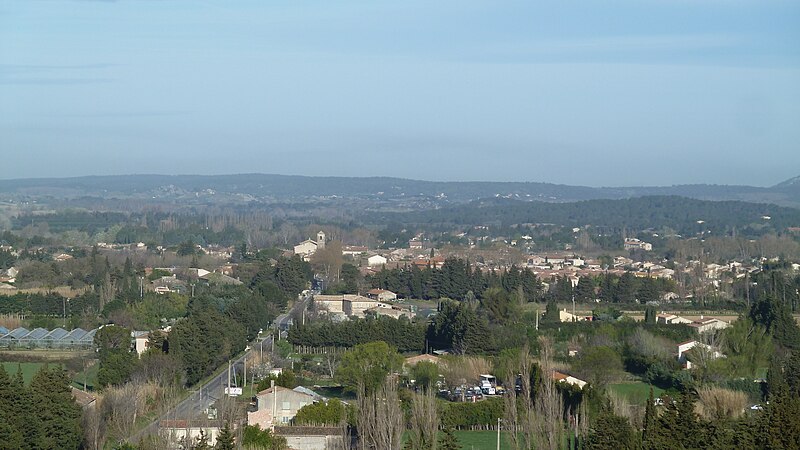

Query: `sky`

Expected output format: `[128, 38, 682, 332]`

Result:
[1, 1, 799, 187]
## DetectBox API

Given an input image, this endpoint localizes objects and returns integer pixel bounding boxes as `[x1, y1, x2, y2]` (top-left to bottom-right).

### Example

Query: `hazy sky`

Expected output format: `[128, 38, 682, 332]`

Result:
[1, 1, 799, 186]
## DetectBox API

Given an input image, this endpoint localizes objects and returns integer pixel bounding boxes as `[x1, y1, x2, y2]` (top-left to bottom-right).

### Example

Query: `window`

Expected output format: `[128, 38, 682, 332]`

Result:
[282, 401, 290, 410]
[282, 416, 289, 423]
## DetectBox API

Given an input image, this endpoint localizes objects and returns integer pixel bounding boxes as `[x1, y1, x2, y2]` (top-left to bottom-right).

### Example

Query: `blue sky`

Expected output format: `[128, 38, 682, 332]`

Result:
[1, 0, 798, 186]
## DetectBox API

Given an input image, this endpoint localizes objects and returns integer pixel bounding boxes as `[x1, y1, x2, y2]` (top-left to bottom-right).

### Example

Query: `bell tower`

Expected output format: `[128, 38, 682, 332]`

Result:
[316, 231, 326, 250]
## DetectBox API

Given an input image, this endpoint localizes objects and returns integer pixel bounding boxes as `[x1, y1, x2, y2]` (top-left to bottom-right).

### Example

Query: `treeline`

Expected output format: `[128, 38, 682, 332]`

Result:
[392, 196, 800, 238]
[288, 316, 425, 353]
[545, 272, 676, 304]
[368, 258, 542, 301]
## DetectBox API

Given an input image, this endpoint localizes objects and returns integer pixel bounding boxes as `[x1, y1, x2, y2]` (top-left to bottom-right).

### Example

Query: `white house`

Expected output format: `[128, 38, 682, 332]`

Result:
[249, 385, 317, 427]
[160, 420, 221, 449]
[551, 371, 587, 389]
[656, 313, 693, 325]
[624, 239, 653, 251]
[132, 331, 150, 355]
[688, 317, 730, 334]
[366, 289, 397, 302]
[677, 340, 725, 369]
[313, 294, 384, 319]
[367, 255, 388, 267]
[559, 309, 590, 323]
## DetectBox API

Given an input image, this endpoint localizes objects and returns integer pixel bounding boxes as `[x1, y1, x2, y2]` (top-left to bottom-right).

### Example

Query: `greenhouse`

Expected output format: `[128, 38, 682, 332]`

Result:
[0, 327, 98, 349]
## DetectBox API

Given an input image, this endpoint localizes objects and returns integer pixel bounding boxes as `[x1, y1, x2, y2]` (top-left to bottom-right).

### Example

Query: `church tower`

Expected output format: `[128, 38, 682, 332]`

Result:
[316, 231, 326, 250]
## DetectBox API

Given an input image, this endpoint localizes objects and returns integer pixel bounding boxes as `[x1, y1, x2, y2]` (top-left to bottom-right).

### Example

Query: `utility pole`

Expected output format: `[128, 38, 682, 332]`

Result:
[227, 360, 231, 395]
[271, 379, 277, 427]
[496, 417, 501, 450]
[139, 276, 144, 299]
[243, 354, 247, 388]
[535, 308, 539, 331]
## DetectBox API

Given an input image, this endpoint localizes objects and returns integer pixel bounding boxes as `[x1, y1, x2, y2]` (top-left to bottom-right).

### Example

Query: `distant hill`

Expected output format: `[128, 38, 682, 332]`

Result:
[386, 196, 800, 237]
[0, 174, 797, 208]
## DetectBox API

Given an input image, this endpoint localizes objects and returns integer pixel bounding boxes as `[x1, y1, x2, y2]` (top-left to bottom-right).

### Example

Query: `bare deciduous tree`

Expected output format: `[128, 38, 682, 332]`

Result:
[356, 378, 403, 450]
[532, 338, 564, 450]
[407, 389, 439, 450]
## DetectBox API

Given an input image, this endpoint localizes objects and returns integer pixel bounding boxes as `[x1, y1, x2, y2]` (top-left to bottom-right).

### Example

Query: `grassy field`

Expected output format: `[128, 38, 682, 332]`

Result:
[455, 430, 511, 449]
[72, 361, 99, 390]
[1, 361, 61, 384]
[609, 382, 664, 405]
[401, 430, 511, 450]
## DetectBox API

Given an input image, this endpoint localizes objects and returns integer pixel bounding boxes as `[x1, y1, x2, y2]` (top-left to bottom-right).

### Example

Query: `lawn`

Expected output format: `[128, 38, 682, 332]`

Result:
[609, 382, 664, 405]
[402, 430, 512, 450]
[72, 361, 99, 391]
[1, 361, 60, 384]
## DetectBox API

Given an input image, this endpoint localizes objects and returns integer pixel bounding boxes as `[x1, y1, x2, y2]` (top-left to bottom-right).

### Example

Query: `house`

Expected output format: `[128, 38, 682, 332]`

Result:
[249, 385, 317, 427]
[624, 239, 653, 251]
[132, 331, 150, 355]
[656, 313, 693, 325]
[342, 245, 368, 257]
[367, 255, 388, 267]
[313, 295, 347, 314]
[152, 275, 186, 295]
[409, 238, 423, 249]
[551, 371, 587, 389]
[365, 306, 414, 320]
[688, 317, 730, 334]
[344, 297, 384, 318]
[199, 272, 243, 286]
[160, 420, 221, 448]
[366, 289, 397, 302]
[677, 340, 724, 369]
[53, 253, 74, 262]
[559, 309, 591, 322]
[313, 294, 384, 319]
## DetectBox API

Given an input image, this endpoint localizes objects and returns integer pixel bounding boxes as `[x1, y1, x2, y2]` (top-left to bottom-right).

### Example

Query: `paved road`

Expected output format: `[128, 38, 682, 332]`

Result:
[275, 292, 312, 331]
[130, 347, 253, 443]
[130, 292, 314, 443]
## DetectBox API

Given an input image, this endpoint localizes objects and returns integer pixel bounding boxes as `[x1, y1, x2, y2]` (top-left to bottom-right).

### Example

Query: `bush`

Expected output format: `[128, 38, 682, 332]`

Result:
[440, 398, 504, 428]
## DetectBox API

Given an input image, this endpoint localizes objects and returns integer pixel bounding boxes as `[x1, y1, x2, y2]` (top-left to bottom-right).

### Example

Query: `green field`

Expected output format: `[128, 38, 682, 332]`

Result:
[401, 430, 512, 449]
[72, 361, 99, 391]
[0, 361, 61, 384]
[609, 382, 664, 405]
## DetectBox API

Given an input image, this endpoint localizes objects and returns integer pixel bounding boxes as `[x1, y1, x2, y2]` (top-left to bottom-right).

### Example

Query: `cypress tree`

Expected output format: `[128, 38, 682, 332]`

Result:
[29, 366, 82, 450]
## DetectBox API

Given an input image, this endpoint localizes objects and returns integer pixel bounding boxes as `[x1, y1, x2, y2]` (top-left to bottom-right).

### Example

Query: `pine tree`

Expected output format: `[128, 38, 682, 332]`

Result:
[194, 429, 212, 450]
[215, 421, 236, 450]
[438, 424, 460, 450]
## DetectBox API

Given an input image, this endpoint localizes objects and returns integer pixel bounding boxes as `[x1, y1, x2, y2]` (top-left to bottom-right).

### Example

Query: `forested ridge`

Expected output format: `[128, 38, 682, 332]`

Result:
[385, 196, 800, 236]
